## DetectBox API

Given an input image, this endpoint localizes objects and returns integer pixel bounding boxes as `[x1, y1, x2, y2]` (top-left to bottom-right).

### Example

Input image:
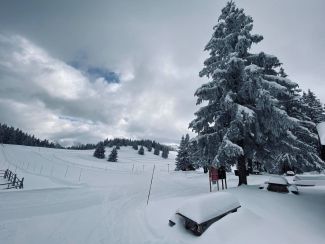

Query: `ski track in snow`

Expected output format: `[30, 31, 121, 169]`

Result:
[0, 144, 324, 244]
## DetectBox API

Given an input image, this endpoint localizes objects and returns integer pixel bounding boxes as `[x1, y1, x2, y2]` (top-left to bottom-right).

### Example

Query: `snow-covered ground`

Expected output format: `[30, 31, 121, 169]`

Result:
[0, 144, 324, 244]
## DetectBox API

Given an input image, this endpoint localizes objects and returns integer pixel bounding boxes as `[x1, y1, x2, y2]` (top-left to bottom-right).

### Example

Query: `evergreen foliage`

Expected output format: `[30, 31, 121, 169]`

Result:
[147, 144, 152, 152]
[162, 147, 169, 159]
[69, 138, 172, 154]
[0, 123, 62, 148]
[108, 147, 118, 162]
[138, 146, 145, 155]
[302, 90, 325, 124]
[132, 143, 139, 150]
[189, 1, 325, 182]
[93, 142, 105, 159]
[175, 134, 194, 171]
[153, 146, 160, 156]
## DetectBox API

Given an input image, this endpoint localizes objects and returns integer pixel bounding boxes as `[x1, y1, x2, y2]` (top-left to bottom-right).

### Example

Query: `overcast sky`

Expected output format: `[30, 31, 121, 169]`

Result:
[0, 0, 324, 146]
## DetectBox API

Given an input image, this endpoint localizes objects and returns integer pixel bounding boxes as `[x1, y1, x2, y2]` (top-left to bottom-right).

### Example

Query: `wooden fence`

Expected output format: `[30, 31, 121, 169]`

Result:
[0, 169, 24, 189]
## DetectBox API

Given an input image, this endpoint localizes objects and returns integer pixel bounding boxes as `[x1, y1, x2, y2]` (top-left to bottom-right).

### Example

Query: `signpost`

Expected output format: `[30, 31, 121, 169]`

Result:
[209, 167, 219, 192]
[209, 166, 227, 192]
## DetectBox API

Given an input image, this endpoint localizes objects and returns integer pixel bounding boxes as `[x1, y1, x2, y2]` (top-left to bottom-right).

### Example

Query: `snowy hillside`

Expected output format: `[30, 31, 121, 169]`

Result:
[0, 144, 325, 244]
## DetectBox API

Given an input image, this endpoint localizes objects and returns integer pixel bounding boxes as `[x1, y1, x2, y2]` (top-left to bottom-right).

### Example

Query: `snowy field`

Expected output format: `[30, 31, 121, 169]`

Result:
[0, 144, 324, 244]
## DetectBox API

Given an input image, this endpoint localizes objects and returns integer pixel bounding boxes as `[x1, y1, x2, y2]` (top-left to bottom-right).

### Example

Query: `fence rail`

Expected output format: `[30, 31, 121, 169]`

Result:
[0, 169, 24, 189]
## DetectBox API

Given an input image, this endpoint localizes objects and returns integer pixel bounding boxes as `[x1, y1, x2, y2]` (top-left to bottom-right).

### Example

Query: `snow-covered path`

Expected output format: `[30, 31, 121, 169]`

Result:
[0, 144, 324, 244]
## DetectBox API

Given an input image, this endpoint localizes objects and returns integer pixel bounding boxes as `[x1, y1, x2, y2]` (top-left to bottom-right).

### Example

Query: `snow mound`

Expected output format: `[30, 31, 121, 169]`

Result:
[268, 176, 288, 185]
[176, 192, 240, 224]
[293, 175, 325, 186]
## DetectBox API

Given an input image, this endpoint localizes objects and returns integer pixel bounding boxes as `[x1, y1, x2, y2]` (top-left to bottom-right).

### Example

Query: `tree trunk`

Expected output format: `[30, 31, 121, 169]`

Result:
[237, 155, 247, 186]
[203, 166, 208, 174]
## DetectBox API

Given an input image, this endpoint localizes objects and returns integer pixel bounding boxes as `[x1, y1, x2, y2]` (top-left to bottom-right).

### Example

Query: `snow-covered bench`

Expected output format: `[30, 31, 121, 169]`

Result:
[259, 176, 298, 194]
[169, 192, 241, 235]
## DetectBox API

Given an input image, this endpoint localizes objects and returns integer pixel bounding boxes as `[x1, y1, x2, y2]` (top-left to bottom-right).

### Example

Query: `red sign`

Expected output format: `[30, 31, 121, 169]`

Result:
[209, 167, 219, 181]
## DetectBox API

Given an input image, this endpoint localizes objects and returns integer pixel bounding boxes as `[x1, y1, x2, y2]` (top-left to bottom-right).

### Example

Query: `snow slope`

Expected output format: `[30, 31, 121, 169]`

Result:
[0, 144, 324, 244]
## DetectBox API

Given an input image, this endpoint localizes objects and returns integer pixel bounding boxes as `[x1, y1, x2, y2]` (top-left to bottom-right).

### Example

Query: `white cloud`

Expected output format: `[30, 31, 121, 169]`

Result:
[0, 34, 197, 145]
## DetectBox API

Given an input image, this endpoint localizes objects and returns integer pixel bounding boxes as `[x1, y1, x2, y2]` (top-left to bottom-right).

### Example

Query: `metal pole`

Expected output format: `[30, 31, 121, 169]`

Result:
[146, 164, 156, 205]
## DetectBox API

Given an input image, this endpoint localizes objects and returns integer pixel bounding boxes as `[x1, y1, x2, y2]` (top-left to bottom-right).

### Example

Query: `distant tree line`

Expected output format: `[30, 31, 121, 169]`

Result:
[0, 123, 62, 148]
[70, 138, 172, 151]
[92, 138, 171, 160]
[0, 123, 172, 160]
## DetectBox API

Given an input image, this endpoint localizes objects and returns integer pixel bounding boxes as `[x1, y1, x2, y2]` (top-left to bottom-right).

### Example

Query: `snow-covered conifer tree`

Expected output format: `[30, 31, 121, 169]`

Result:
[153, 146, 160, 156]
[302, 90, 325, 124]
[189, 1, 325, 184]
[108, 147, 118, 162]
[175, 134, 194, 171]
[162, 147, 169, 159]
[93, 142, 105, 159]
[138, 146, 145, 155]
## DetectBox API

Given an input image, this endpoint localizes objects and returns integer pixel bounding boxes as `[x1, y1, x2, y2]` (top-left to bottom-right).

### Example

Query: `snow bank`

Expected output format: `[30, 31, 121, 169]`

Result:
[293, 175, 325, 186]
[176, 192, 240, 224]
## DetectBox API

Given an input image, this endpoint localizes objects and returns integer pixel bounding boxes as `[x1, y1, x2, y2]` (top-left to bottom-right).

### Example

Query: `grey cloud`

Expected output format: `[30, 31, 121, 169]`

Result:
[0, 0, 325, 145]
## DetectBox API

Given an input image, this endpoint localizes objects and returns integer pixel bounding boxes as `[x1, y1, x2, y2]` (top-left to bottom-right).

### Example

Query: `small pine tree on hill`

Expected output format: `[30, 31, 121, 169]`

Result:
[108, 147, 118, 162]
[147, 144, 152, 152]
[93, 142, 105, 159]
[162, 148, 169, 159]
[154, 146, 160, 156]
[132, 143, 138, 150]
[138, 146, 145, 155]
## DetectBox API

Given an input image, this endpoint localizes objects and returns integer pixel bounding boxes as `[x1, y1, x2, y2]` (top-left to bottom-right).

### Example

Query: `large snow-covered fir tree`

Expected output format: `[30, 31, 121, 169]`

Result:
[189, 1, 325, 184]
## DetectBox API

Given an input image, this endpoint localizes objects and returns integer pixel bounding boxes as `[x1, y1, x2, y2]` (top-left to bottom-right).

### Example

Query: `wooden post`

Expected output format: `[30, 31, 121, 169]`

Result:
[64, 166, 69, 178]
[78, 168, 82, 182]
[20, 177, 24, 189]
[208, 168, 212, 192]
[221, 179, 224, 190]
[146, 164, 156, 205]
[12, 174, 17, 186]
[225, 177, 228, 189]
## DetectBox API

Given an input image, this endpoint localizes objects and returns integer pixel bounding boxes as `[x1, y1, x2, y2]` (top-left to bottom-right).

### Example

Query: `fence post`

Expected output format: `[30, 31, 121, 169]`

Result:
[78, 168, 82, 182]
[12, 174, 17, 186]
[64, 166, 69, 178]
[20, 177, 24, 189]
[50, 165, 54, 176]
